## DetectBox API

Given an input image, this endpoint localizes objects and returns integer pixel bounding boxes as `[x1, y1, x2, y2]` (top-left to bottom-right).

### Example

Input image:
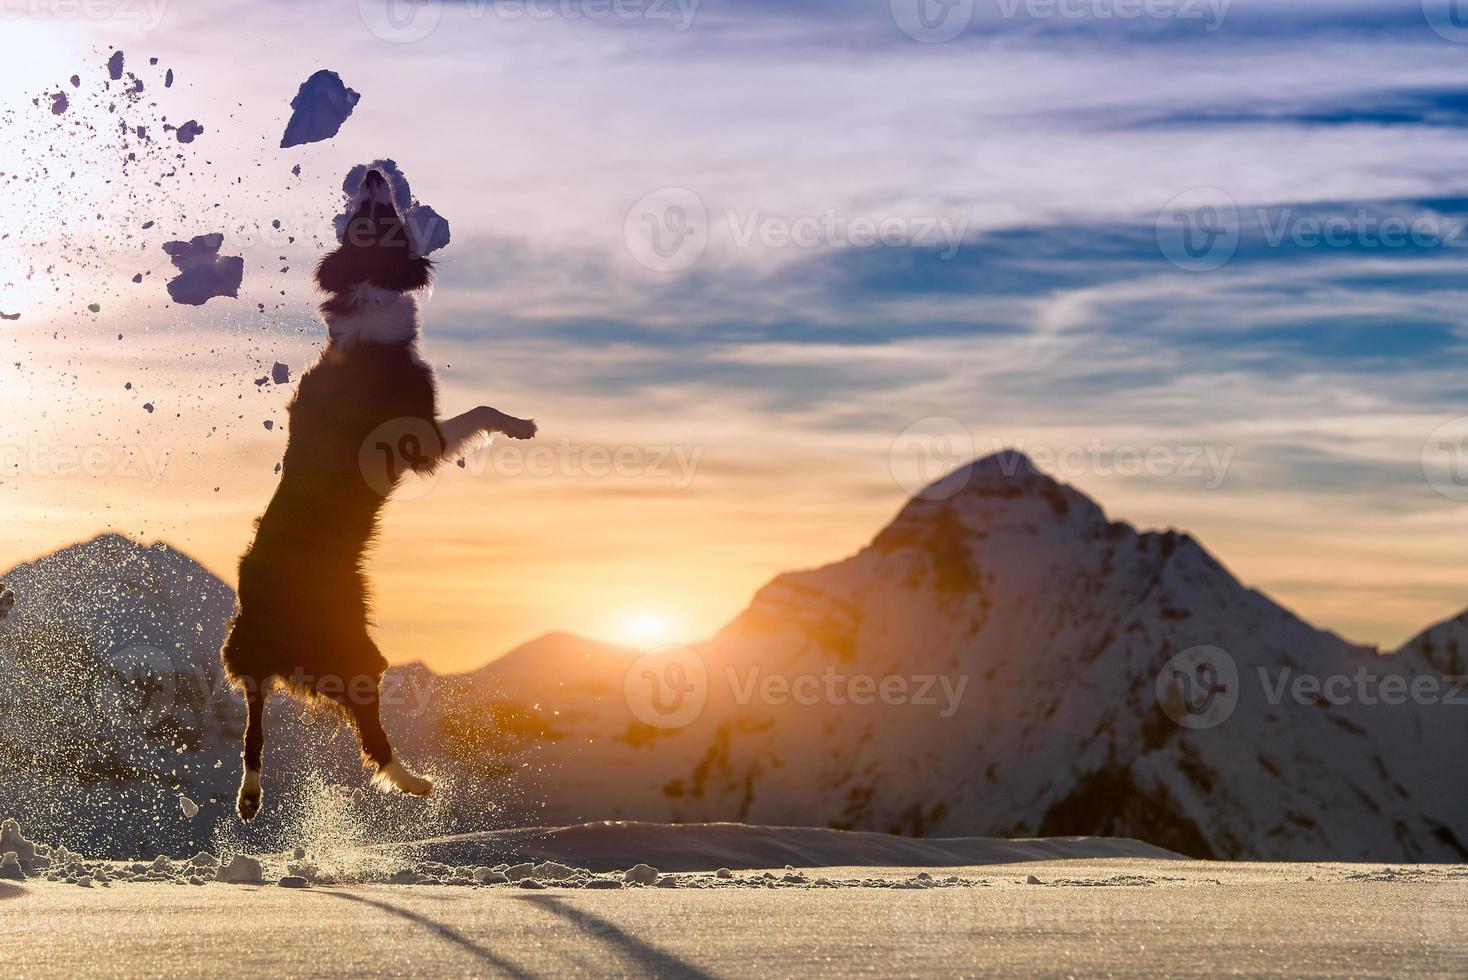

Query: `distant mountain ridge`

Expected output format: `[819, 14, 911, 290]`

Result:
[3, 454, 1466, 860]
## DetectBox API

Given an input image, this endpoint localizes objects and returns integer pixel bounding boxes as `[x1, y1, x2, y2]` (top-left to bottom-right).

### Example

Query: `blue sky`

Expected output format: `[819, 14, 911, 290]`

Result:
[3, 0, 1468, 661]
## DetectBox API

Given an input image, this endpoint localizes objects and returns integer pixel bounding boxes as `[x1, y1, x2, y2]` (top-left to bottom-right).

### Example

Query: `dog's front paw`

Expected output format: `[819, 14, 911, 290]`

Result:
[498, 416, 537, 441]
[237, 772, 262, 822]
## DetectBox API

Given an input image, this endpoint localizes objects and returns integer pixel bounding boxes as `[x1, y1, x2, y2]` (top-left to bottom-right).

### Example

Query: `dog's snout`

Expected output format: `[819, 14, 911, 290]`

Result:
[359, 169, 394, 209]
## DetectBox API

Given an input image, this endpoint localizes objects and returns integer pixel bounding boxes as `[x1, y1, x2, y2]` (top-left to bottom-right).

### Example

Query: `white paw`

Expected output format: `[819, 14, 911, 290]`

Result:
[238, 769, 262, 822]
[497, 416, 537, 441]
[372, 759, 433, 797]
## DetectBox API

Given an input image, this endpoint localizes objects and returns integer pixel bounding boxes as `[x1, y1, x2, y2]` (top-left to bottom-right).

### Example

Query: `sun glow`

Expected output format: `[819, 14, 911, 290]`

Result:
[617, 612, 676, 647]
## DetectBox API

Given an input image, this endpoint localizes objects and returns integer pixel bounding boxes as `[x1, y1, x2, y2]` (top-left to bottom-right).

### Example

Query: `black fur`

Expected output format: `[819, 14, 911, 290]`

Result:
[316, 170, 434, 315]
[222, 170, 442, 820]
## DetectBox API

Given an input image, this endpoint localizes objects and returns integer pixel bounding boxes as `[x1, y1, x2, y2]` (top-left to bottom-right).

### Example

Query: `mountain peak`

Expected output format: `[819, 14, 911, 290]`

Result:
[901, 449, 1097, 528]
[932, 450, 1041, 490]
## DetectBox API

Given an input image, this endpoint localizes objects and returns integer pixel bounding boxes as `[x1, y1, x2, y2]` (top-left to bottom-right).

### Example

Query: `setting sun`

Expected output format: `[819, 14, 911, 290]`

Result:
[616, 611, 676, 647]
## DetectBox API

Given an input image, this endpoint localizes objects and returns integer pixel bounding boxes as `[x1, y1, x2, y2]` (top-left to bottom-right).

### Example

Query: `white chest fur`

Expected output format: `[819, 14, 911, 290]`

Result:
[324, 284, 422, 347]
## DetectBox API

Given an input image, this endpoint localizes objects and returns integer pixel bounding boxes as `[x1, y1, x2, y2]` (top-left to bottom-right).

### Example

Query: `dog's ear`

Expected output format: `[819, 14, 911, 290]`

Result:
[381, 255, 434, 293]
[315, 248, 355, 294]
[315, 243, 432, 295]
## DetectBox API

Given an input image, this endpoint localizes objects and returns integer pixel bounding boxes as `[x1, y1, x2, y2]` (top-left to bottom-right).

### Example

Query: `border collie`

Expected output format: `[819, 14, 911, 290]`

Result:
[221, 169, 535, 821]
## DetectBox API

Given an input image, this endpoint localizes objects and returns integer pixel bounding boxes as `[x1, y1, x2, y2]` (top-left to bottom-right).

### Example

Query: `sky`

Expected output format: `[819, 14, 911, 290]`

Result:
[3, 0, 1468, 669]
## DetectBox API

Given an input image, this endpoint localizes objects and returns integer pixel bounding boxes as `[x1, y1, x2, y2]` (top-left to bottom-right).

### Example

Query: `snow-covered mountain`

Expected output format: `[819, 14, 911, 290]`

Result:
[458, 453, 1468, 861]
[0, 535, 241, 854]
[0, 535, 508, 856]
[4, 454, 1467, 860]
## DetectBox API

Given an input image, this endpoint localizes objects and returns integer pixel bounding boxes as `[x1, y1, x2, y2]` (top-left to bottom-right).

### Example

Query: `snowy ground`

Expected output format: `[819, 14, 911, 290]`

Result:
[4, 858, 1468, 977]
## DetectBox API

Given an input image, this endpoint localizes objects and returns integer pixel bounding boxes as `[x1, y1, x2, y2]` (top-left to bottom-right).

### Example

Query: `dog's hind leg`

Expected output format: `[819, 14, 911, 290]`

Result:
[237, 680, 270, 821]
[351, 685, 432, 797]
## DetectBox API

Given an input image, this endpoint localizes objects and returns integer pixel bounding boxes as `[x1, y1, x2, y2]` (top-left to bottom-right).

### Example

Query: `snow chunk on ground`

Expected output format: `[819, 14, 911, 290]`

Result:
[280, 70, 360, 148]
[107, 51, 124, 81]
[623, 864, 659, 886]
[531, 861, 584, 882]
[333, 160, 451, 256]
[271, 362, 290, 385]
[217, 855, 264, 884]
[1, 819, 39, 868]
[0, 854, 24, 880]
[179, 795, 199, 818]
[162, 234, 243, 306]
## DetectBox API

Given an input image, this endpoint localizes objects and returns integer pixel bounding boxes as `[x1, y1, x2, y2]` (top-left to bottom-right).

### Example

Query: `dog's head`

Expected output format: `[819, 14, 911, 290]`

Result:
[316, 169, 433, 297]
